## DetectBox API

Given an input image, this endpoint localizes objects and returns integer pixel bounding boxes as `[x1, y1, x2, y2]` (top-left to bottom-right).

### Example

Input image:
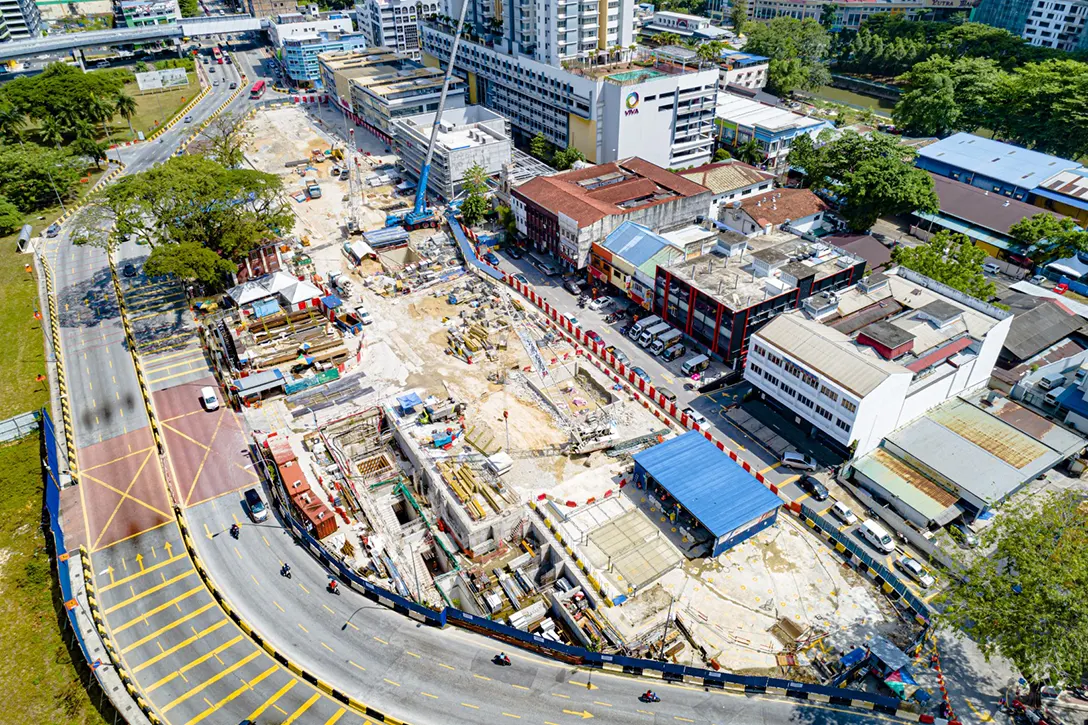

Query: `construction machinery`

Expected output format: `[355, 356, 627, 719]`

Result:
[383, 0, 471, 231]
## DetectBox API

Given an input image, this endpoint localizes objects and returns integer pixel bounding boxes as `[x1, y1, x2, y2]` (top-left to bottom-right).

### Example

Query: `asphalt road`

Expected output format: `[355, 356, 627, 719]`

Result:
[186, 482, 904, 725]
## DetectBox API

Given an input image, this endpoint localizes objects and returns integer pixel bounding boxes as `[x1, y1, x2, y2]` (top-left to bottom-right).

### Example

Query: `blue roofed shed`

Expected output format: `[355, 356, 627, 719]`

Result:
[632, 431, 782, 557]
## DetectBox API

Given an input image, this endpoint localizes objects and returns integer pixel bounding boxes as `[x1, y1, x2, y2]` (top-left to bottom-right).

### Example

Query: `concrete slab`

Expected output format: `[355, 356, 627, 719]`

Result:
[587, 508, 682, 590]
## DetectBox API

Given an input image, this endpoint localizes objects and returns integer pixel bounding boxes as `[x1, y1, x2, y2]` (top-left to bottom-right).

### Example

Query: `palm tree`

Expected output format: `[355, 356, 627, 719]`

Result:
[0, 102, 25, 144]
[736, 138, 764, 165]
[86, 95, 114, 135]
[654, 32, 681, 47]
[114, 91, 139, 138]
[697, 41, 723, 63]
[39, 116, 65, 149]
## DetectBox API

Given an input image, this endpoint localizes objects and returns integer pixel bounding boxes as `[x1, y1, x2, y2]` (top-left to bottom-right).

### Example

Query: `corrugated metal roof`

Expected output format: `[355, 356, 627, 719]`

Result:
[928, 399, 1049, 469]
[968, 393, 1085, 457]
[602, 221, 670, 267]
[853, 448, 959, 522]
[633, 431, 781, 538]
[757, 315, 907, 397]
[916, 133, 1078, 188]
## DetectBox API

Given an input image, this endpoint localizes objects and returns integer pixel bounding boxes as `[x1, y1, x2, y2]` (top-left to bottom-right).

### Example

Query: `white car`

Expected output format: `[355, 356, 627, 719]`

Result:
[587, 297, 613, 312]
[895, 555, 935, 588]
[829, 501, 857, 525]
[200, 386, 221, 411]
[356, 307, 373, 325]
[682, 407, 708, 426]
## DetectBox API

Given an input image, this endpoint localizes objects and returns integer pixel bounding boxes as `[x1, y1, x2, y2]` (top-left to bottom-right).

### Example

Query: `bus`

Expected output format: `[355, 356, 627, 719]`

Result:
[212, 47, 223, 64]
[250, 80, 266, 99]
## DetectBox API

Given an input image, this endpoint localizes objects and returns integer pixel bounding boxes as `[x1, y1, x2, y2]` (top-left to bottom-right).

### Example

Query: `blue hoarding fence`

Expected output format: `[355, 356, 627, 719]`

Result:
[446, 211, 505, 282]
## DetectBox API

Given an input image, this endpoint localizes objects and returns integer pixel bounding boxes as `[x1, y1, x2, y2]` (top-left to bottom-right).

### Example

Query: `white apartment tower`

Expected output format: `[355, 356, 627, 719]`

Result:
[0, 0, 41, 41]
[358, 0, 438, 59]
[1022, 0, 1088, 51]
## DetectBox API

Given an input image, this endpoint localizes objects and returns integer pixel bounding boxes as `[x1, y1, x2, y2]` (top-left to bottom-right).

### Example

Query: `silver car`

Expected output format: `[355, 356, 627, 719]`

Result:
[781, 450, 818, 471]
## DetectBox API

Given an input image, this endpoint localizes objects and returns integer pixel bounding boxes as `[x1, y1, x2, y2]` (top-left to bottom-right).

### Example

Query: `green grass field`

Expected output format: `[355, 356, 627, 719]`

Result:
[108, 72, 199, 142]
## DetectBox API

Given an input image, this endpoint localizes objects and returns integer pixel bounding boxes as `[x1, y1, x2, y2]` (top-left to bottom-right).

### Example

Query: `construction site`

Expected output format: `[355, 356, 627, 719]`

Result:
[200, 101, 918, 685]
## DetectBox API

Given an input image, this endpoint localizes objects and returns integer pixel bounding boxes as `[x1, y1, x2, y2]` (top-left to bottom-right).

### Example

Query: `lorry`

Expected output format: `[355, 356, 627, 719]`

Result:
[627, 315, 661, 341]
[638, 321, 672, 348]
[649, 328, 682, 356]
[306, 181, 321, 199]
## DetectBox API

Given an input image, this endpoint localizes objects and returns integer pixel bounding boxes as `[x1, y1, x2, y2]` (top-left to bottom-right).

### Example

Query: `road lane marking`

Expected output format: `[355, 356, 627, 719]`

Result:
[241, 675, 297, 723]
[439, 663, 455, 670]
[374, 636, 388, 644]
[100, 552, 187, 591]
[298, 582, 309, 594]
[502, 713, 521, 719]
[282, 692, 321, 724]
[405, 651, 421, 658]
[474, 673, 491, 681]
[250, 574, 259, 587]
[552, 693, 570, 699]
[384, 678, 400, 687]
[638, 709, 654, 715]
[321, 642, 334, 652]
[461, 703, 479, 709]
[345, 621, 359, 631]
[594, 701, 612, 706]
[349, 660, 366, 672]
[298, 623, 309, 633]
[113, 585, 204, 633]
[104, 570, 196, 614]
[421, 692, 438, 699]
[273, 601, 285, 613]
[322, 604, 335, 614]
[674, 718, 695, 723]
[512, 684, 530, 690]
[324, 709, 345, 725]
[132, 621, 231, 673]
[121, 602, 219, 653]
[146, 634, 245, 693]
[185, 665, 279, 725]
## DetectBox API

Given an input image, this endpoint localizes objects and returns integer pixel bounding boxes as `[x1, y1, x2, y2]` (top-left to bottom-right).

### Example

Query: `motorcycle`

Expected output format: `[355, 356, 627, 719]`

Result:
[639, 692, 660, 703]
[492, 654, 511, 667]
[1069, 685, 1088, 702]
[327, 580, 340, 595]
[281, 564, 292, 579]
[230, 523, 240, 539]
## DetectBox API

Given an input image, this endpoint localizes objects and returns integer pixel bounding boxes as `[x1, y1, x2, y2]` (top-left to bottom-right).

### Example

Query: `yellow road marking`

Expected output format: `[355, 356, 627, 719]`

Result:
[274, 601, 285, 613]
[321, 642, 335, 653]
[502, 713, 521, 719]
[132, 620, 230, 672]
[241, 676, 297, 722]
[282, 693, 321, 724]
[146, 635, 245, 693]
[298, 583, 309, 594]
[349, 660, 366, 672]
[552, 693, 570, 699]
[104, 570, 196, 614]
[512, 684, 530, 691]
[474, 673, 491, 681]
[121, 602, 218, 653]
[324, 709, 345, 725]
[675, 718, 695, 723]
[113, 585, 205, 633]
[322, 604, 335, 614]
[594, 701, 612, 707]
[184, 665, 278, 725]
[346, 621, 359, 631]
[374, 636, 388, 644]
[438, 663, 455, 670]
[384, 678, 400, 687]
[421, 692, 438, 699]
[405, 651, 421, 658]
[461, 703, 479, 709]
[100, 552, 186, 591]
[161, 650, 262, 712]
[298, 623, 309, 633]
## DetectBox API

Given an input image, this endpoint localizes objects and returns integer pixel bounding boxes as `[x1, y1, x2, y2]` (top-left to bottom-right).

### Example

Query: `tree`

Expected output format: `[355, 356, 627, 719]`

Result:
[745, 18, 831, 94]
[0, 63, 127, 131]
[529, 132, 550, 162]
[0, 195, 23, 235]
[696, 40, 724, 63]
[0, 143, 84, 211]
[553, 146, 586, 171]
[785, 133, 818, 184]
[38, 116, 65, 149]
[819, 3, 837, 29]
[1009, 213, 1088, 267]
[496, 204, 517, 242]
[938, 491, 1088, 701]
[652, 32, 682, 47]
[460, 194, 489, 227]
[990, 60, 1088, 159]
[114, 91, 138, 137]
[0, 101, 25, 144]
[730, 0, 747, 35]
[839, 154, 938, 231]
[178, 0, 199, 16]
[893, 55, 1003, 136]
[891, 231, 995, 299]
[893, 70, 960, 137]
[735, 138, 764, 165]
[460, 162, 490, 227]
[713, 147, 732, 162]
[74, 156, 292, 286]
[144, 241, 237, 284]
[70, 134, 109, 169]
[198, 112, 249, 168]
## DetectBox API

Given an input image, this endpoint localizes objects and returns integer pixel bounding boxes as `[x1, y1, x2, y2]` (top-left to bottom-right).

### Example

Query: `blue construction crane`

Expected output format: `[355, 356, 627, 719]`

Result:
[384, 0, 471, 230]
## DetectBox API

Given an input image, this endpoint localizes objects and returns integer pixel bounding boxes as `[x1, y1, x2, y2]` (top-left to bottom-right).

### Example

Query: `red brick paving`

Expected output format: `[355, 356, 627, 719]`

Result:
[75, 426, 173, 552]
[155, 380, 259, 508]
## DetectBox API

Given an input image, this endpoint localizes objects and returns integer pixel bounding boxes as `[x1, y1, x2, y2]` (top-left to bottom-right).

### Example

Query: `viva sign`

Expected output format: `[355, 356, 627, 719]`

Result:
[624, 92, 639, 116]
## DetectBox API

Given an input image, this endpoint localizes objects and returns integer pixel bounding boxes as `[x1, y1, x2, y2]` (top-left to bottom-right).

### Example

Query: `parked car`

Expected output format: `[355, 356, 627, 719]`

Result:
[512, 273, 529, 285]
[658, 388, 677, 402]
[631, 367, 651, 384]
[506, 246, 524, 259]
[829, 501, 857, 525]
[605, 346, 629, 366]
[895, 555, 935, 588]
[563, 279, 582, 295]
[681, 407, 708, 426]
[200, 386, 220, 411]
[781, 450, 818, 471]
[482, 252, 500, 266]
[584, 330, 603, 344]
[46, 223, 61, 238]
[798, 474, 829, 501]
[122, 263, 137, 278]
[587, 296, 613, 312]
[950, 521, 979, 548]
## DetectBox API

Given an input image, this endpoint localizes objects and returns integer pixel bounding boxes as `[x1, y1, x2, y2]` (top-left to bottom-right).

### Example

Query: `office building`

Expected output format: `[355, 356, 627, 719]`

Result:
[0, 0, 41, 40]
[641, 10, 730, 40]
[270, 11, 368, 85]
[318, 49, 466, 141]
[744, 267, 1012, 456]
[973, 0, 1088, 51]
[423, 31, 719, 168]
[117, 0, 179, 27]
[357, 0, 435, 59]
[718, 52, 769, 92]
[394, 105, 512, 201]
[248, 0, 296, 19]
[655, 230, 866, 368]
[268, 9, 354, 43]
[748, 0, 980, 30]
[715, 92, 831, 174]
[511, 157, 711, 269]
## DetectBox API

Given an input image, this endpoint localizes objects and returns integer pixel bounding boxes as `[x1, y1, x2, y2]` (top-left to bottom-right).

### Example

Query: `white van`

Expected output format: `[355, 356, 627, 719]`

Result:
[858, 519, 896, 553]
[1045, 385, 1067, 406]
[982, 262, 1001, 275]
[681, 354, 710, 376]
[627, 315, 661, 341]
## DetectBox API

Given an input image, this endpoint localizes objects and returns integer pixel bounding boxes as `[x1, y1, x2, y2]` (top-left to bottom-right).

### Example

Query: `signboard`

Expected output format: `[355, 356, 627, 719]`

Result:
[134, 68, 190, 91]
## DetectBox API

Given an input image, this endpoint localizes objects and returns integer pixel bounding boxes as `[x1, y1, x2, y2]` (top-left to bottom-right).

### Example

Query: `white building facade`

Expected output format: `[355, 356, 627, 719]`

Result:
[268, 10, 355, 46]
[357, 0, 435, 59]
[0, 0, 40, 40]
[1022, 0, 1088, 51]
[744, 268, 1013, 457]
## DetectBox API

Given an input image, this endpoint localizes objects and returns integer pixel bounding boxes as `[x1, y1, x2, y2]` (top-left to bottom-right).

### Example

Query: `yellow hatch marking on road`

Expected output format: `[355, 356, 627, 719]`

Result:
[282, 693, 321, 725]
[240, 676, 297, 723]
[321, 642, 335, 653]
[405, 651, 421, 658]
[132, 621, 230, 673]
[146, 635, 245, 693]
[384, 679, 400, 687]
[184, 665, 278, 725]
[113, 585, 204, 633]
[438, 663, 455, 670]
[121, 603, 219, 654]
[421, 692, 438, 699]
[349, 660, 366, 672]
[461, 703, 479, 709]
[160, 650, 262, 713]
[324, 709, 345, 725]
[103, 570, 196, 614]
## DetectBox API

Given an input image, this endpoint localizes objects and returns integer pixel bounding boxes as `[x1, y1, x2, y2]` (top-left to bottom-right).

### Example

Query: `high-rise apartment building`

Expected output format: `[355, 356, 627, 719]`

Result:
[357, 0, 436, 59]
[973, 0, 1088, 51]
[0, 0, 41, 41]
[747, 0, 979, 31]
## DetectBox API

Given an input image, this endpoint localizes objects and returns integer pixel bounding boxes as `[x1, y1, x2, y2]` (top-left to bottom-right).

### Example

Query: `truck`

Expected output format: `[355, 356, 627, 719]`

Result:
[627, 315, 660, 341]
[649, 328, 682, 356]
[638, 321, 672, 348]
[306, 181, 321, 199]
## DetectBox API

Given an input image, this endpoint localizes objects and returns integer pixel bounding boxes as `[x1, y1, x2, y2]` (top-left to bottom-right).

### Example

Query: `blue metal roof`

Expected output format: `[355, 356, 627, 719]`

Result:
[601, 221, 670, 268]
[1031, 185, 1088, 212]
[916, 133, 1078, 189]
[633, 431, 781, 537]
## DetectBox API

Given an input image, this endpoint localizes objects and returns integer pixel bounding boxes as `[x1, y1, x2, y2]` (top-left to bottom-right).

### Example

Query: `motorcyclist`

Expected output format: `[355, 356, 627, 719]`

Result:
[329, 579, 337, 592]
[230, 523, 239, 537]
[644, 690, 658, 701]
[281, 563, 291, 577]
[498, 652, 510, 665]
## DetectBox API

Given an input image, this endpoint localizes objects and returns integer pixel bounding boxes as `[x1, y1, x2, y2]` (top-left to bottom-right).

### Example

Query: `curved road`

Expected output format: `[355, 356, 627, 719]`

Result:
[56, 55, 902, 724]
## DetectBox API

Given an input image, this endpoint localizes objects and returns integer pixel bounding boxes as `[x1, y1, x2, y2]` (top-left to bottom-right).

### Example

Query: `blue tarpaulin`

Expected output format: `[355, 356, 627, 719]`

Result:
[321, 294, 343, 309]
[397, 391, 423, 413]
[251, 298, 280, 318]
[633, 431, 781, 541]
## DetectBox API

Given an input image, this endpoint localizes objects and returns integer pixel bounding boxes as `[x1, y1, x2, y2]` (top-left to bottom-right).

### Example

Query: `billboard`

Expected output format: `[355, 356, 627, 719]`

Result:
[134, 68, 190, 91]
